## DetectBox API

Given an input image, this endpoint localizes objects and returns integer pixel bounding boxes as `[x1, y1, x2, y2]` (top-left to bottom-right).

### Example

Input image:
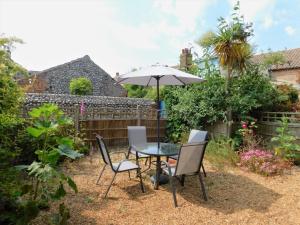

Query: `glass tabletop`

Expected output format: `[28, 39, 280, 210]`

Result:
[133, 142, 180, 156]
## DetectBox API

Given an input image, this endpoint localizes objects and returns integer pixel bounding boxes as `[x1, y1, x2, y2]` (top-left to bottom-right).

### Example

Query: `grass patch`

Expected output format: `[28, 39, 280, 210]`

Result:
[205, 136, 239, 170]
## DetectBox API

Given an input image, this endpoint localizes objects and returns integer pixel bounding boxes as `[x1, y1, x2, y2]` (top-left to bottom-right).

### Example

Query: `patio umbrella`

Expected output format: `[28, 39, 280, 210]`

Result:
[116, 65, 205, 146]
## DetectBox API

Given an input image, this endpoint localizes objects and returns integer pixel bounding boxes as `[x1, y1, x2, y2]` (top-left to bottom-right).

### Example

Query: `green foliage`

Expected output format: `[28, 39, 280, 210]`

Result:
[229, 65, 278, 116]
[262, 50, 286, 68]
[124, 84, 149, 98]
[69, 77, 93, 95]
[198, 1, 253, 74]
[271, 117, 300, 161]
[15, 104, 83, 224]
[274, 84, 299, 111]
[164, 71, 226, 142]
[205, 137, 239, 170]
[51, 203, 70, 225]
[0, 36, 25, 114]
[164, 64, 277, 142]
[123, 84, 164, 101]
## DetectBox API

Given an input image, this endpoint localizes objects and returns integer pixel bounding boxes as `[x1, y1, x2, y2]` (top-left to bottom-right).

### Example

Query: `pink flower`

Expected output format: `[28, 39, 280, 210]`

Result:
[80, 101, 85, 116]
[242, 124, 247, 129]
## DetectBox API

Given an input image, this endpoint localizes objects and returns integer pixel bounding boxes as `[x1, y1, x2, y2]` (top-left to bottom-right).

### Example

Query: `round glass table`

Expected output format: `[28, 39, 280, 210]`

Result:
[133, 142, 180, 190]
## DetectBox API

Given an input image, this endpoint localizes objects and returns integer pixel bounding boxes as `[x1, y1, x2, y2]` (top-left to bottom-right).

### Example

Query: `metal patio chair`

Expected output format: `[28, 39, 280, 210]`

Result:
[162, 142, 208, 207]
[127, 126, 152, 169]
[169, 129, 208, 177]
[95, 134, 145, 198]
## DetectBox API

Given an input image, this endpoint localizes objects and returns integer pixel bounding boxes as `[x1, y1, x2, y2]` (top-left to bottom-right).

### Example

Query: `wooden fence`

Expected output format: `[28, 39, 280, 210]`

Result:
[257, 112, 300, 143]
[79, 107, 167, 147]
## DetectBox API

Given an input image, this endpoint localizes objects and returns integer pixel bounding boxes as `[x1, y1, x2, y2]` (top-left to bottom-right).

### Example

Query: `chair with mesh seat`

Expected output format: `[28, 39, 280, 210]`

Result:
[127, 126, 152, 168]
[95, 134, 145, 198]
[162, 142, 208, 207]
[169, 129, 208, 177]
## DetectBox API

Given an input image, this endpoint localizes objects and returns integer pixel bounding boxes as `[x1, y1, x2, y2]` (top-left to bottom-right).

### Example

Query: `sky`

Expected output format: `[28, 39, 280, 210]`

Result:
[1, 0, 300, 76]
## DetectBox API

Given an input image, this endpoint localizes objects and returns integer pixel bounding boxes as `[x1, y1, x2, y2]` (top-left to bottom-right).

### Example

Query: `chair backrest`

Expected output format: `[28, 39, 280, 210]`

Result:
[95, 134, 112, 167]
[188, 130, 208, 143]
[127, 126, 147, 148]
[175, 142, 207, 176]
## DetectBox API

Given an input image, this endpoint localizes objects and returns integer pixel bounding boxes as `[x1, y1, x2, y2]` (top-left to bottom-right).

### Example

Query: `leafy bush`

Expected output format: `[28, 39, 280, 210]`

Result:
[0, 114, 38, 166]
[124, 84, 149, 98]
[164, 71, 226, 142]
[17, 104, 83, 223]
[230, 66, 278, 117]
[239, 149, 291, 176]
[69, 77, 93, 95]
[271, 117, 300, 161]
[164, 65, 277, 142]
[205, 137, 239, 170]
[0, 36, 26, 115]
[273, 84, 299, 111]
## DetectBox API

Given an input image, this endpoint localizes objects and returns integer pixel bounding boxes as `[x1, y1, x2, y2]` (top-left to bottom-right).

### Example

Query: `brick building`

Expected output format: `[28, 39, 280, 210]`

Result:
[252, 48, 300, 90]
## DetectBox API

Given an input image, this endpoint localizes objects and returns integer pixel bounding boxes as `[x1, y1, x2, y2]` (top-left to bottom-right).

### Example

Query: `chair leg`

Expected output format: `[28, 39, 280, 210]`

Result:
[169, 176, 178, 207]
[144, 157, 148, 165]
[128, 171, 131, 179]
[126, 147, 131, 159]
[198, 173, 208, 201]
[104, 172, 117, 198]
[180, 175, 185, 187]
[146, 156, 151, 169]
[201, 164, 207, 177]
[96, 165, 106, 185]
[137, 169, 145, 193]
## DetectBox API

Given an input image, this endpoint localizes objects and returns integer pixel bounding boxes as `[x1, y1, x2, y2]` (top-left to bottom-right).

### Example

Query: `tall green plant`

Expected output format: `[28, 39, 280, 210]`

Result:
[18, 104, 83, 223]
[198, 1, 253, 136]
[271, 117, 300, 161]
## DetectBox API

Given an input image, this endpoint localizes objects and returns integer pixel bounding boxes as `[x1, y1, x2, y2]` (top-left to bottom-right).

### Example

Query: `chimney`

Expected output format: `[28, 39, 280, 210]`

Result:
[179, 48, 193, 70]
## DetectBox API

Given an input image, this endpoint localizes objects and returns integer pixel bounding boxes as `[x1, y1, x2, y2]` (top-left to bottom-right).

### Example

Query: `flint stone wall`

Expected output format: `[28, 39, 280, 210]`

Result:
[23, 93, 155, 120]
[20, 55, 127, 97]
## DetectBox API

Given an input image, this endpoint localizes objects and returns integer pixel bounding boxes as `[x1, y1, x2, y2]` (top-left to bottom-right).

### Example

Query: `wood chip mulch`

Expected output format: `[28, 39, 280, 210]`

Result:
[33, 149, 300, 225]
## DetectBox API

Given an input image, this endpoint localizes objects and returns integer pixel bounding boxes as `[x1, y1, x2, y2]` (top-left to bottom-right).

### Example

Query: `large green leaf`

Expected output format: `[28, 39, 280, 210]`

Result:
[27, 127, 45, 137]
[57, 145, 83, 159]
[15, 164, 29, 171]
[57, 137, 74, 148]
[51, 182, 66, 200]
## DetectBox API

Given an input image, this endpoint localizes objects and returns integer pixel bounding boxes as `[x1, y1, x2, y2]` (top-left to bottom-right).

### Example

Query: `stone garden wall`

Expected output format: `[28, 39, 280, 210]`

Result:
[23, 93, 156, 120]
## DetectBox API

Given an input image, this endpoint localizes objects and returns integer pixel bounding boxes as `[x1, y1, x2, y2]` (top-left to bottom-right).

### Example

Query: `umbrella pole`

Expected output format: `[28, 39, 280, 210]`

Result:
[156, 76, 160, 148]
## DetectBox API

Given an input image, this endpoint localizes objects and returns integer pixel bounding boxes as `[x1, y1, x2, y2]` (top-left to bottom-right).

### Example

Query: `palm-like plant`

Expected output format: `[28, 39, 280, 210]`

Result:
[198, 1, 253, 136]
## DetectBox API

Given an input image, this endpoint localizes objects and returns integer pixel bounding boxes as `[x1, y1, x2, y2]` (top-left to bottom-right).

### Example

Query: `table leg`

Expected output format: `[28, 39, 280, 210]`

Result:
[154, 156, 161, 190]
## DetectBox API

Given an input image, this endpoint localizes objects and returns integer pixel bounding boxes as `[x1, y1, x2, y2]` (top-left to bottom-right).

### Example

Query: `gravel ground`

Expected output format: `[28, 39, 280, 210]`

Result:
[34, 149, 300, 225]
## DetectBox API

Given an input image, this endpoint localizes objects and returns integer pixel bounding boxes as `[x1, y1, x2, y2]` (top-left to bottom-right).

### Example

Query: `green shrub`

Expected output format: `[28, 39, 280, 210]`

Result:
[69, 77, 93, 95]
[273, 84, 299, 111]
[16, 103, 83, 224]
[271, 117, 300, 161]
[164, 65, 278, 142]
[205, 137, 239, 170]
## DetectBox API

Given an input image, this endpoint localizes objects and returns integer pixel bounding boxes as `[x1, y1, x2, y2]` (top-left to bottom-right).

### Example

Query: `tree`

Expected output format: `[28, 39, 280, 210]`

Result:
[262, 49, 286, 69]
[124, 84, 149, 98]
[197, 1, 253, 136]
[0, 36, 26, 114]
[69, 77, 93, 95]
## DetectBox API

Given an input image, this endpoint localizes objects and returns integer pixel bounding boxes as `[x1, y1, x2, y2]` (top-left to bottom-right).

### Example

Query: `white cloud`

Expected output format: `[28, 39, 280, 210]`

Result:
[0, 0, 214, 75]
[263, 15, 275, 29]
[285, 25, 296, 36]
[228, 0, 275, 21]
[153, 0, 214, 33]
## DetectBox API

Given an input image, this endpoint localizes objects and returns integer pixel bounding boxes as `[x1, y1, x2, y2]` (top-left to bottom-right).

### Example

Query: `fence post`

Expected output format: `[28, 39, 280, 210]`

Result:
[136, 105, 141, 126]
[74, 104, 80, 134]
